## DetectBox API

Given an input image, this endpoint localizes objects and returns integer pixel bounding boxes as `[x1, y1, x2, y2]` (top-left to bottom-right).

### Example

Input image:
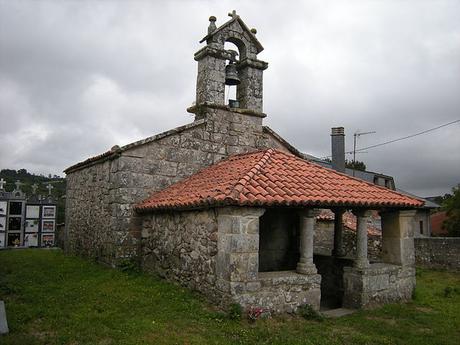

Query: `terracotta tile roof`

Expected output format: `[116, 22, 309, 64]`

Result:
[135, 149, 424, 212]
[430, 211, 449, 236]
[317, 209, 382, 236]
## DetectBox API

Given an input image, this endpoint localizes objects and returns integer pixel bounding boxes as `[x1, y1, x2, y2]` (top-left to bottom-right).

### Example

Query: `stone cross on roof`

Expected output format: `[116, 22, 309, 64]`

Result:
[32, 184, 38, 194]
[46, 183, 54, 195]
[228, 10, 238, 19]
[14, 180, 22, 191]
[0, 178, 5, 190]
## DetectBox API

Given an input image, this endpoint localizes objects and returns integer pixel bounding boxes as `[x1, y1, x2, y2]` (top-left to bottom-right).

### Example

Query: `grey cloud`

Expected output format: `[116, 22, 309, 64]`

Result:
[0, 0, 459, 196]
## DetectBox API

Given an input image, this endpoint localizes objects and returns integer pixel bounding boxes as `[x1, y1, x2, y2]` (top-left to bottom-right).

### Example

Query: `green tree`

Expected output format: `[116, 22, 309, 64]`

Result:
[345, 159, 366, 171]
[442, 184, 460, 237]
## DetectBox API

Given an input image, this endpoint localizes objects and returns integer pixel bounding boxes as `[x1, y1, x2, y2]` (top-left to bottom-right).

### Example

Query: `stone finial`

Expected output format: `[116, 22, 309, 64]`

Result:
[228, 10, 238, 19]
[250, 28, 257, 34]
[0, 178, 5, 190]
[31, 183, 38, 194]
[111, 145, 120, 152]
[14, 180, 22, 191]
[46, 183, 54, 196]
[208, 16, 217, 34]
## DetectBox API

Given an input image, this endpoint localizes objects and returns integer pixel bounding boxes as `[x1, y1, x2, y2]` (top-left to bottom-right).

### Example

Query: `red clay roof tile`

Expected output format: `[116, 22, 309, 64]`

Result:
[135, 149, 424, 212]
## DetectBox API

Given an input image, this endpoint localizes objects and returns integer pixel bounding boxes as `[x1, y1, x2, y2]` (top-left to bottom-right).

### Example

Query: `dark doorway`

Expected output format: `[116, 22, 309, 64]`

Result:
[314, 255, 353, 309]
[259, 209, 299, 272]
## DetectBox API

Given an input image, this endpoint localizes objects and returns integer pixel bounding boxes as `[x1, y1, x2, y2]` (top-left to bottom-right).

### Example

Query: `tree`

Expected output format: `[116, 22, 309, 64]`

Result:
[442, 184, 460, 237]
[322, 158, 367, 171]
[345, 159, 366, 172]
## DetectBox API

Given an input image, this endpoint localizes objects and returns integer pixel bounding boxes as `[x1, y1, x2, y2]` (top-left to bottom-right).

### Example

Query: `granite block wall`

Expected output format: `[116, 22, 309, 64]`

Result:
[65, 107, 280, 265]
[415, 237, 460, 270]
[141, 209, 221, 301]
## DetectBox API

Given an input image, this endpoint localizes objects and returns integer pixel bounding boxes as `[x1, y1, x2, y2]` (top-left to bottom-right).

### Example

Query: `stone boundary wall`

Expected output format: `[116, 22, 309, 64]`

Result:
[141, 209, 222, 302]
[314, 221, 382, 260]
[415, 237, 460, 270]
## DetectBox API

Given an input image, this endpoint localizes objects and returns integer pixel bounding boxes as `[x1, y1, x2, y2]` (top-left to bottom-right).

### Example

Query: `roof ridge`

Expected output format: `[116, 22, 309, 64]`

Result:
[305, 157, 425, 203]
[229, 149, 274, 200]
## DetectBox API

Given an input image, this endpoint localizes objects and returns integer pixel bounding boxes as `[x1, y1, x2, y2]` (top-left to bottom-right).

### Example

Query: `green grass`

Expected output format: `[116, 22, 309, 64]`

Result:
[1, 249, 459, 345]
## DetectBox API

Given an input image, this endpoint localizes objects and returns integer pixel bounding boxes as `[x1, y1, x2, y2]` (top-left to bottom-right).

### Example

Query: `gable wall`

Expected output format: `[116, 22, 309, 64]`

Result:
[65, 107, 292, 265]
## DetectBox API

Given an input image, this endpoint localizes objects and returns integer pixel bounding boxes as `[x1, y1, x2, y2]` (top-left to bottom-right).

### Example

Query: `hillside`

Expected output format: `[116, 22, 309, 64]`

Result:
[0, 169, 66, 223]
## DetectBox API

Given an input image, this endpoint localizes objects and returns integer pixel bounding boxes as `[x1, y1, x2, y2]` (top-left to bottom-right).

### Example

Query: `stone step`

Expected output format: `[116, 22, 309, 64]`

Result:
[321, 307, 356, 318]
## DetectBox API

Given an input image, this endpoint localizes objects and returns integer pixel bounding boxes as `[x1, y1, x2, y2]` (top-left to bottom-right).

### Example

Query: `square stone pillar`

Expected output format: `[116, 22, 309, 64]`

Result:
[332, 208, 345, 257]
[381, 210, 417, 266]
[354, 210, 373, 269]
[216, 207, 265, 296]
[297, 209, 318, 275]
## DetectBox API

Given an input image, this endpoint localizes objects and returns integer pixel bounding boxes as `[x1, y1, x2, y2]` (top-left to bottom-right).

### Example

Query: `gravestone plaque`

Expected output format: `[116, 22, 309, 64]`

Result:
[0, 232, 5, 247]
[25, 219, 39, 232]
[24, 233, 38, 247]
[26, 205, 40, 219]
[0, 217, 5, 231]
[8, 202, 22, 215]
[42, 205, 56, 219]
[42, 220, 55, 232]
[0, 201, 6, 216]
[8, 217, 21, 231]
[7, 233, 20, 247]
[41, 234, 54, 247]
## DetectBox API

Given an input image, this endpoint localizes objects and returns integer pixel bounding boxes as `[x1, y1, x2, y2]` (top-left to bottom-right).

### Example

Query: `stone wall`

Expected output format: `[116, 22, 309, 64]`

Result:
[65, 160, 116, 265]
[314, 220, 382, 261]
[141, 209, 221, 301]
[343, 264, 415, 308]
[415, 237, 460, 270]
[65, 105, 286, 265]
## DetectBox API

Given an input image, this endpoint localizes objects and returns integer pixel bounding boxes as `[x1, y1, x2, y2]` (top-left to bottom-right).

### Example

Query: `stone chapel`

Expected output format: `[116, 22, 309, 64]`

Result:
[64, 12, 423, 312]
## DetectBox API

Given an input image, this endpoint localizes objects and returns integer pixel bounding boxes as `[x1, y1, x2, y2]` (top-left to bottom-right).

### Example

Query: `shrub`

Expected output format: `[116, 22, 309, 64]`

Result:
[117, 258, 140, 274]
[228, 303, 243, 320]
[297, 304, 324, 322]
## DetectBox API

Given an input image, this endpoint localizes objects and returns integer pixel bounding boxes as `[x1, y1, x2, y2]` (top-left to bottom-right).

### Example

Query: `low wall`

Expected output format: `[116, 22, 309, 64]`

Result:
[343, 264, 415, 309]
[415, 237, 460, 270]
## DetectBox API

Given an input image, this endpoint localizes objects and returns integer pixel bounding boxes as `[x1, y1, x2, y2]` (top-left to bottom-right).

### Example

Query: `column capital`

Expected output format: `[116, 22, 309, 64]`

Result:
[298, 208, 319, 218]
[399, 209, 418, 218]
[352, 209, 373, 218]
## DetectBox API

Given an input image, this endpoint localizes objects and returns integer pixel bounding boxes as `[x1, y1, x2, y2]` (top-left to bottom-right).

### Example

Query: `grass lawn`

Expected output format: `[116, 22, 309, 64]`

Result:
[0, 249, 459, 345]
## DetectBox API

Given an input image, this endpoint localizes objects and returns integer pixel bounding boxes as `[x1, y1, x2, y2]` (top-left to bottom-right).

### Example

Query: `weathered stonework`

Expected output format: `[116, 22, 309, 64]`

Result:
[64, 13, 419, 314]
[141, 209, 221, 300]
[415, 237, 460, 271]
[314, 220, 382, 261]
[140, 206, 320, 313]
[343, 264, 415, 308]
[65, 108, 295, 265]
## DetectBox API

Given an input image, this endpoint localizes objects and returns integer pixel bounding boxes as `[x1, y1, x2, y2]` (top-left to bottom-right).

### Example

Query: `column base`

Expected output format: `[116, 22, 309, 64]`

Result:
[296, 262, 317, 275]
[354, 258, 369, 269]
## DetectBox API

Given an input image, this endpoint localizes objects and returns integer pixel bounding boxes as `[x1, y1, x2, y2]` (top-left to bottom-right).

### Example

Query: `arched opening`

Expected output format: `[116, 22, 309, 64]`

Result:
[224, 41, 240, 106]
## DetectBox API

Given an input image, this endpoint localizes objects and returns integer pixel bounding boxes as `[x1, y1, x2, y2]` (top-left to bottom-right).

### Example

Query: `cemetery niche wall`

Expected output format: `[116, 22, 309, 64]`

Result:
[0, 178, 57, 248]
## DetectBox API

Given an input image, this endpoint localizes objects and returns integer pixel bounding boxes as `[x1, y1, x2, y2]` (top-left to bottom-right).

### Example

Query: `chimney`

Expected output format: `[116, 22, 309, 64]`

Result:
[331, 127, 345, 173]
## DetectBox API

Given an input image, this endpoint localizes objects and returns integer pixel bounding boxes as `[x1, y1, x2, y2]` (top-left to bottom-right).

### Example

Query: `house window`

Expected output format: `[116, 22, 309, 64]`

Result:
[419, 220, 424, 235]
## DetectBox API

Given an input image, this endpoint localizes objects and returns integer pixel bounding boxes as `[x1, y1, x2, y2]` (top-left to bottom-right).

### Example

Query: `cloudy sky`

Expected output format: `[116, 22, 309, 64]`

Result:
[0, 0, 459, 196]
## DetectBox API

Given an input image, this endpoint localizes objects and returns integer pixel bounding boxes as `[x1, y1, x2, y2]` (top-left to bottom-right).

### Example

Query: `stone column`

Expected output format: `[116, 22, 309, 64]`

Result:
[354, 210, 372, 269]
[332, 208, 345, 257]
[381, 210, 417, 266]
[297, 209, 318, 275]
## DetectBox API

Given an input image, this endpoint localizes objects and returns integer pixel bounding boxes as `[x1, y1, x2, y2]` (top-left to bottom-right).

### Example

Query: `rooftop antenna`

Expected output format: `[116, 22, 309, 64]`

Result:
[353, 130, 375, 176]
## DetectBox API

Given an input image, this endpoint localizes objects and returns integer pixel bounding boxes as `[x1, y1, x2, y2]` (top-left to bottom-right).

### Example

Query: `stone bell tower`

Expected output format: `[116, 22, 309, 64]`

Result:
[188, 11, 268, 117]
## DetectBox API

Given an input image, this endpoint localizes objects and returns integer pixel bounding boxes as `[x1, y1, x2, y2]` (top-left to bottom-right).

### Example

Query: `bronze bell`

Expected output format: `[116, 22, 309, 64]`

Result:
[225, 62, 240, 86]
